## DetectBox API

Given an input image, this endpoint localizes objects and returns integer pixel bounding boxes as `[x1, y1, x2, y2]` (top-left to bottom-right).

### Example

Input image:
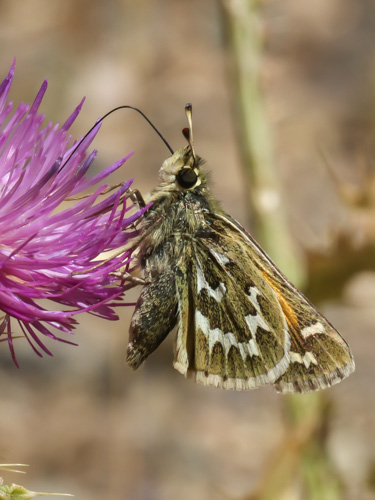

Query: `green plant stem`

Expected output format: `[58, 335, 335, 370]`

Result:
[222, 2, 344, 499]
[222, 0, 305, 286]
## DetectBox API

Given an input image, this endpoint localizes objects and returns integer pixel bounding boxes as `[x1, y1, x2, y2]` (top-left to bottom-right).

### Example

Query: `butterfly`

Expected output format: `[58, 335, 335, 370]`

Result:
[125, 104, 354, 393]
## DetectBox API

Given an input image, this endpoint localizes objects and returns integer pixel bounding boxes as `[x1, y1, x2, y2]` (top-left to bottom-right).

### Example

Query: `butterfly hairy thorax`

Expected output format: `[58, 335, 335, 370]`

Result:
[126, 104, 354, 393]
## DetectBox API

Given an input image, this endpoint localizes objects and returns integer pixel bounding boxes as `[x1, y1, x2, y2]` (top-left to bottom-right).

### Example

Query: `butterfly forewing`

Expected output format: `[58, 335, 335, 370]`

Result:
[262, 272, 354, 393]
[211, 213, 355, 392]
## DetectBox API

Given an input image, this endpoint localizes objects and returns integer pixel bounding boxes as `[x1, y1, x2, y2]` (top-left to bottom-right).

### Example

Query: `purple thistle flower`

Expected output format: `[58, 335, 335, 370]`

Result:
[0, 62, 144, 365]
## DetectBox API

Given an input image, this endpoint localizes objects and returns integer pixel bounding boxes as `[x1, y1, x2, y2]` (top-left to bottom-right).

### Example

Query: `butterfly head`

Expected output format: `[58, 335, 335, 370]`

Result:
[158, 146, 203, 190]
[157, 103, 206, 193]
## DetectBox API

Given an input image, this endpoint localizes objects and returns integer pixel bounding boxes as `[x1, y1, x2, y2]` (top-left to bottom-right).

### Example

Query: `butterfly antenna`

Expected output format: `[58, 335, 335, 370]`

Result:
[182, 103, 196, 165]
[58, 105, 174, 173]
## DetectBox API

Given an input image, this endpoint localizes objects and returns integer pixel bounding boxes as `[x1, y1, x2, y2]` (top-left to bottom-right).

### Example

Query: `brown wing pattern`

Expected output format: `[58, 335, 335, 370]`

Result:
[263, 272, 354, 392]
[204, 213, 355, 393]
[173, 243, 291, 390]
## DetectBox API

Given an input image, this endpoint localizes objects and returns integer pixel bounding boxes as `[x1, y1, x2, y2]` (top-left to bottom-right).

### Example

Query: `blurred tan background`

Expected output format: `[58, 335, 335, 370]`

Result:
[0, 1, 375, 499]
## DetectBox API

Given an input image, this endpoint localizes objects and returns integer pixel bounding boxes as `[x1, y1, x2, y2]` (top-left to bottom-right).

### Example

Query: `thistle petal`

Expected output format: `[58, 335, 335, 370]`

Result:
[0, 63, 143, 362]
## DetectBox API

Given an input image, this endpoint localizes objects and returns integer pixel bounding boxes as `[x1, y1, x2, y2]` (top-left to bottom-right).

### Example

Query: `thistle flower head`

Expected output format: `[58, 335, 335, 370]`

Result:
[0, 62, 144, 364]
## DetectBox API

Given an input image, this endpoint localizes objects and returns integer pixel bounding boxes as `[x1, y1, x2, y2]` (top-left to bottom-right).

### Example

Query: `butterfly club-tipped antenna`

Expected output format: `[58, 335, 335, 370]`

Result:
[58, 105, 174, 175]
[182, 103, 197, 165]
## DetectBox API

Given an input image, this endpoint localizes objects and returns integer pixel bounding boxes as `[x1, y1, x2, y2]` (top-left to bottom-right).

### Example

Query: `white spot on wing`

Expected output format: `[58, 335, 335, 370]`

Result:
[290, 351, 318, 368]
[209, 248, 230, 266]
[196, 310, 257, 359]
[196, 264, 226, 303]
[245, 313, 269, 336]
[301, 322, 325, 338]
[244, 285, 270, 339]
[246, 286, 266, 315]
[195, 310, 225, 354]
[248, 338, 260, 356]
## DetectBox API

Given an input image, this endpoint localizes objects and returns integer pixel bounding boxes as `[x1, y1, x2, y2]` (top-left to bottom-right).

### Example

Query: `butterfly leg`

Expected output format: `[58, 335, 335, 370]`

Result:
[126, 269, 178, 369]
[110, 271, 147, 286]
[126, 188, 146, 209]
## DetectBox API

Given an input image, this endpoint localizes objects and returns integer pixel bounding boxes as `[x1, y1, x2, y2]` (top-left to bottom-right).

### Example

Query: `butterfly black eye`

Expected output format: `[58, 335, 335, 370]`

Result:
[176, 167, 198, 189]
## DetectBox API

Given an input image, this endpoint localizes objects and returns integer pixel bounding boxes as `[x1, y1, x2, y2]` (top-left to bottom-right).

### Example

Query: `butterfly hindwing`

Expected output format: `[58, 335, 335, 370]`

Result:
[173, 241, 291, 390]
